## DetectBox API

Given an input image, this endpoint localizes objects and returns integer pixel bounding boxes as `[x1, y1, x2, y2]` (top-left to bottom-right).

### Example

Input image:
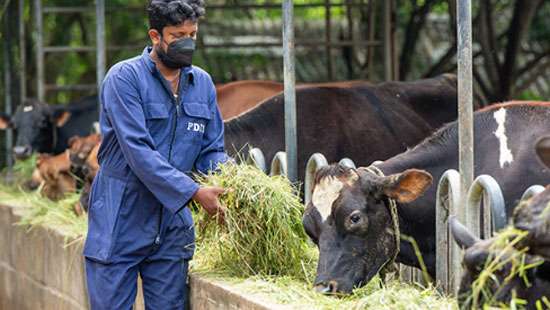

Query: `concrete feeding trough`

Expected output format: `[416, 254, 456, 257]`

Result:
[0, 203, 283, 310]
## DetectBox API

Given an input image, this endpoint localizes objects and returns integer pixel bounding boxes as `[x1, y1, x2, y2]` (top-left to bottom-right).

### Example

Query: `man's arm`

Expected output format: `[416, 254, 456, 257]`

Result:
[194, 78, 230, 174]
[102, 65, 199, 214]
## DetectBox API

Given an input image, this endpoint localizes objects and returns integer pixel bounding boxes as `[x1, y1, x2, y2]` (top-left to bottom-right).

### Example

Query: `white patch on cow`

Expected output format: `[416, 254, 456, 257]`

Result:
[93, 122, 101, 134]
[312, 177, 344, 222]
[23, 106, 33, 112]
[493, 108, 514, 168]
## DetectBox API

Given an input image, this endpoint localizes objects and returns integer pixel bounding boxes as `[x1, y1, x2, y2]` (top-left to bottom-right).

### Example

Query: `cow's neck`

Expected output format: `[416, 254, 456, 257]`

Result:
[375, 135, 457, 276]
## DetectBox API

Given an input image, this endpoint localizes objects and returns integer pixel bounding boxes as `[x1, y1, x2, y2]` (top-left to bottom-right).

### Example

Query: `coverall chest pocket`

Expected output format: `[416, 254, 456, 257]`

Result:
[144, 103, 170, 147]
[180, 102, 211, 143]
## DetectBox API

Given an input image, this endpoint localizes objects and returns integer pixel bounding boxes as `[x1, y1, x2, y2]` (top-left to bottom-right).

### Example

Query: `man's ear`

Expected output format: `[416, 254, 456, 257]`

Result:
[52, 109, 71, 127]
[148, 29, 162, 46]
[382, 169, 433, 203]
[0, 114, 12, 130]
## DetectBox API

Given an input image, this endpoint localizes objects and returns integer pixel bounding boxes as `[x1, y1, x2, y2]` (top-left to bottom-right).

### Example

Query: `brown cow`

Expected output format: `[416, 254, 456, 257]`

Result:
[68, 133, 101, 181]
[216, 80, 368, 120]
[36, 151, 76, 201]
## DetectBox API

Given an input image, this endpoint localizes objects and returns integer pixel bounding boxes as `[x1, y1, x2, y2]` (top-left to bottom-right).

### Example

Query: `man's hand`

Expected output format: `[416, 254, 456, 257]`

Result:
[192, 186, 227, 223]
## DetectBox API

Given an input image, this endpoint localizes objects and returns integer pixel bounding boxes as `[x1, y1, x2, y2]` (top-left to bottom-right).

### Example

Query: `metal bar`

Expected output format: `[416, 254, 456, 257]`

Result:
[208, 2, 367, 9]
[42, 2, 366, 13]
[366, 0, 376, 79]
[457, 0, 474, 236]
[34, 0, 45, 101]
[204, 41, 381, 48]
[4, 9, 14, 169]
[43, 46, 96, 53]
[304, 153, 328, 205]
[324, 0, 333, 80]
[282, 0, 297, 182]
[383, 0, 392, 80]
[43, 41, 382, 53]
[247, 148, 267, 173]
[19, 0, 26, 101]
[270, 152, 288, 176]
[96, 0, 106, 94]
[345, 0, 354, 78]
[391, 0, 398, 80]
[45, 84, 98, 91]
[466, 175, 505, 239]
[43, 6, 93, 13]
[520, 185, 545, 201]
[435, 169, 461, 294]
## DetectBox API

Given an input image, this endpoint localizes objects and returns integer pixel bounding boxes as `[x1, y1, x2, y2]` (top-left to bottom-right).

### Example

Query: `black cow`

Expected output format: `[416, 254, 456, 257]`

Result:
[303, 101, 550, 294]
[224, 74, 460, 184]
[450, 217, 550, 309]
[0, 95, 99, 160]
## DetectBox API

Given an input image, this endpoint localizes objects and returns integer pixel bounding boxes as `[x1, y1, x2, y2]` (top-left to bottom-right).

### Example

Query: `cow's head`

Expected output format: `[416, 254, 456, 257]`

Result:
[68, 133, 101, 175]
[450, 217, 550, 307]
[513, 186, 550, 261]
[303, 164, 432, 294]
[36, 151, 76, 201]
[0, 99, 71, 160]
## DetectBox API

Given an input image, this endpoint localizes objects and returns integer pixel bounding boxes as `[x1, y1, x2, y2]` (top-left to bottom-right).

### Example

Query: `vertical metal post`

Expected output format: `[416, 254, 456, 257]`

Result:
[96, 0, 106, 94]
[366, 0, 376, 79]
[457, 0, 475, 235]
[383, 0, 392, 81]
[282, 0, 297, 183]
[4, 8, 13, 169]
[34, 0, 44, 101]
[19, 0, 26, 101]
[324, 0, 333, 80]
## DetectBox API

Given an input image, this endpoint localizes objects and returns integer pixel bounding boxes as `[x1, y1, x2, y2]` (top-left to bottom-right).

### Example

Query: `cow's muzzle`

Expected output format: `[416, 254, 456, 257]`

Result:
[13, 145, 32, 160]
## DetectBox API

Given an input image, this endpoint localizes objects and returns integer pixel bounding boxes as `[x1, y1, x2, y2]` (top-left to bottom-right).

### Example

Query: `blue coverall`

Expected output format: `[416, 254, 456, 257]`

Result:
[84, 47, 228, 309]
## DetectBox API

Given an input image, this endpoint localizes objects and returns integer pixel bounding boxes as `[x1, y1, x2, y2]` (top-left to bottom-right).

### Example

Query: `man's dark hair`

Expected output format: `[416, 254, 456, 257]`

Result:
[147, 0, 205, 33]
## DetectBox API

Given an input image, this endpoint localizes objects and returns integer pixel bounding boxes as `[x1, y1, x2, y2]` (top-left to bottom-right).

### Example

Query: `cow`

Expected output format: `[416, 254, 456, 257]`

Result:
[217, 80, 368, 120]
[302, 101, 550, 294]
[35, 150, 76, 201]
[224, 74, 460, 185]
[450, 217, 550, 309]
[0, 95, 99, 160]
[216, 80, 283, 120]
[67, 133, 101, 182]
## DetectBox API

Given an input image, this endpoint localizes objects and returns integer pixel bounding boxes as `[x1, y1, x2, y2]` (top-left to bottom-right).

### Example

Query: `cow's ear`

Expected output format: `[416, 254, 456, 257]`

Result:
[52, 109, 71, 127]
[536, 136, 550, 169]
[381, 169, 432, 203]
[68, 136, 79, 148]
[0, 114, 12, 130]
[303, 204, 322, 245]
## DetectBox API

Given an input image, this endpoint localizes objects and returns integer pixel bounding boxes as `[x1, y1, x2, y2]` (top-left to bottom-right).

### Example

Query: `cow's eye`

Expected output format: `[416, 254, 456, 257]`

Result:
[350, 213, 361, 224]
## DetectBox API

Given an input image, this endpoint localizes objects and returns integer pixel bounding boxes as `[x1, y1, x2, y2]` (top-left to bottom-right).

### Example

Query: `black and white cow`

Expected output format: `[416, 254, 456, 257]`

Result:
[0, 96, 99, 160]
[303, 101, 550, 294]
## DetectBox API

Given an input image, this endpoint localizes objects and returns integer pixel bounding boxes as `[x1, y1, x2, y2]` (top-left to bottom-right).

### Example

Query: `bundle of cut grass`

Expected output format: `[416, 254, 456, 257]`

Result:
[465, 227, 549, 309]
[191, 162, 312, 279]
[194, 273, 458, 309]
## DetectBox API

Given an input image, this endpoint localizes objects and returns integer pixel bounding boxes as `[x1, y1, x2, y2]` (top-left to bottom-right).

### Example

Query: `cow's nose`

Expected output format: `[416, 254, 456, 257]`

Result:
[13, 145, 31, 160]
[314, 281, 338, 294]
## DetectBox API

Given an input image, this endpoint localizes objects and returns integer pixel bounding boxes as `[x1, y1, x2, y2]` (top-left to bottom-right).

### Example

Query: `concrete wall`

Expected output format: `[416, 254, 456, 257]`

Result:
[0, 204, 280, 310]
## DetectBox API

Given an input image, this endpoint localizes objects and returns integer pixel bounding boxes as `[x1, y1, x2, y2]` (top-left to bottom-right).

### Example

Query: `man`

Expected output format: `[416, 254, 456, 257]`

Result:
[84, 1, 228, 308]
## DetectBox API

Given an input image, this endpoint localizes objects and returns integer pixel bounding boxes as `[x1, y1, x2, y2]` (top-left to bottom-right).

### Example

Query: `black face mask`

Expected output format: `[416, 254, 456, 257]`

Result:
[156, 37, 195, 69]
